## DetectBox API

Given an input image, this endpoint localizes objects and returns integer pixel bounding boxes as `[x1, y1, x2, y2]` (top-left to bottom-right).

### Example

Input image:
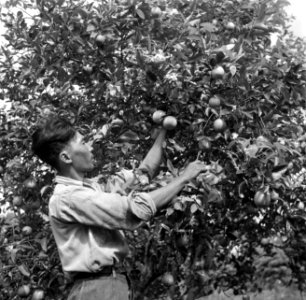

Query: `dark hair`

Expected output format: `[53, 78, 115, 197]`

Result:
[31, 117, 76, 170]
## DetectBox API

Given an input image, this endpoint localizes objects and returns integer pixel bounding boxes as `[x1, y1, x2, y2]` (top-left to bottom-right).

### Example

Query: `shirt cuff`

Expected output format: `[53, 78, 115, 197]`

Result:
[130, 192, 157, 221]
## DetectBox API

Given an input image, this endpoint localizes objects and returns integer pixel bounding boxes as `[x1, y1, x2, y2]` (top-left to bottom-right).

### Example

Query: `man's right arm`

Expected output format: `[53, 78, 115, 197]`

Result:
[148, 160, 208, 209]
[51, 161, 208, 230]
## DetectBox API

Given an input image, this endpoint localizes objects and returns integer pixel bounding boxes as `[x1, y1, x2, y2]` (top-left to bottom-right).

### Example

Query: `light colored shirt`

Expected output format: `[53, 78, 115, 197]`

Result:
[48, 169, 156, 274]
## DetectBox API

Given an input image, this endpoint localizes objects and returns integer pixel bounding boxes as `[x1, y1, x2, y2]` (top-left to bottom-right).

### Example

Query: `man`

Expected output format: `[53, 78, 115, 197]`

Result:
[31, 116, 207, 300]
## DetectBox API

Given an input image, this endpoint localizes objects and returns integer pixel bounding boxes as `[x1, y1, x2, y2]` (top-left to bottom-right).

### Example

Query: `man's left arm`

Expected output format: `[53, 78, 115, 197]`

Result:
[137, 128, 167, 179]
[102, 128, 166, 193]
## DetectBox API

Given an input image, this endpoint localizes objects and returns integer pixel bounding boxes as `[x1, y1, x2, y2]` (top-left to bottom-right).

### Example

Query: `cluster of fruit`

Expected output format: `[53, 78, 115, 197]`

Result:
[17, 285, 44, 299]
[152, 107, 226, 133]
[254, 187, 271, 207]
[152, 110, 177, 130]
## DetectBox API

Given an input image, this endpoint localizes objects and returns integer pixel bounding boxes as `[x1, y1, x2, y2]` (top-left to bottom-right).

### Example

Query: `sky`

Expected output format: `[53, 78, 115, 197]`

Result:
[286, 0, 306, 38]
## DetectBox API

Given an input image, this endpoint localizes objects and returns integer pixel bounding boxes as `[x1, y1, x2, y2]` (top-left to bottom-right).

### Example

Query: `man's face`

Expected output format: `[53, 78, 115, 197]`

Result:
[64, 131, 95, 173]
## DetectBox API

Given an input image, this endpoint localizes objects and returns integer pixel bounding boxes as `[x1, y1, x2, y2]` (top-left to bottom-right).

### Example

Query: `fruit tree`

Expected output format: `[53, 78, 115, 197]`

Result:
[0, 0, 306, 299]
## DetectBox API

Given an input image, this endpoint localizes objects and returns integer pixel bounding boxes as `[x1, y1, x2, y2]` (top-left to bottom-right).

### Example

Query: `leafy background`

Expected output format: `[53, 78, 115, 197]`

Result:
[0, 0, 306, 299]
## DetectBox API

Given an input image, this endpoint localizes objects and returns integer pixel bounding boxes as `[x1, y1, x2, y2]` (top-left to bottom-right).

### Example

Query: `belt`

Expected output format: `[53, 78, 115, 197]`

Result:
[73, 265, 126, 281]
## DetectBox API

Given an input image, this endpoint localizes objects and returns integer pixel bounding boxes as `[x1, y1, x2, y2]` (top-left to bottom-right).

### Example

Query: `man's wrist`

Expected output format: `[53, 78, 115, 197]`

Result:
[176, 174, 190, 186]
[155, 128, 167, 143]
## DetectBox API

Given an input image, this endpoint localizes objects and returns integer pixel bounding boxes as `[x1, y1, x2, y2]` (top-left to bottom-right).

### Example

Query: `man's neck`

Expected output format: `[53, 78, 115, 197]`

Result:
[58, 169, 85, 182]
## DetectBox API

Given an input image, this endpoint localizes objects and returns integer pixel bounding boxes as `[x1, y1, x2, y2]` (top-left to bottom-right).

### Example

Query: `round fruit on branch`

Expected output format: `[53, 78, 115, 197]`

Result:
[211, 66, 225, 79]
[17, 285, 31, 298]
[32, 289, 45, 300]
[95, 34, 106, 47]
[225, 21, 235, 30]
[83, 64, 93, 74]
[297, 201, 305, 210]
[24, 178, 37, 189]
[213, 118, 226, 132]
[22, 226, 33, 236]
[163, 116, 177, 130]
[152, 110, 166, 124]
[209, 96, 221, 108]
[12, 195, 23, 207]
[254, 189, 271, 207]
[198, 137, 211, 151]
[151, 6, 162, 17]
[161, 272, 175, 285]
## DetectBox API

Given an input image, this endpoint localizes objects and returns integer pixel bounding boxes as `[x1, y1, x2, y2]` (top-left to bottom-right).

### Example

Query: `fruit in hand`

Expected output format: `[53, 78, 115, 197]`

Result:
[163, 116, 177, 130]
[17, 285, 30, 297]
[152, 110, 166, 124]
[211, 66, 225, 79]
[213, 118, 226, 132]
[209, 96, 221, 108]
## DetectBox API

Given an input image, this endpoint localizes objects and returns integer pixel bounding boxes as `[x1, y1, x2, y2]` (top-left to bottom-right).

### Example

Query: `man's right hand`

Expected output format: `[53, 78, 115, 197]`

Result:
[180, 160, 210, 182]
[148, 160, 210, 209]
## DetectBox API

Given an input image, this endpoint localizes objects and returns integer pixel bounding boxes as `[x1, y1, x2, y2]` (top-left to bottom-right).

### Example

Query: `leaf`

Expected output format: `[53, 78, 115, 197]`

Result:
[136, 50, 145, 68]
[10, 249, 18, 264]
[1, 46, 11, 62]
[39, 237, 48, 252]
[271, 166, 288, 181]
[173, 201, 184, 211]
[256, 3, 267, 23]
[136, 9, 145, 19]
[190, 203, 198, 213]
[240, 110, 253, 119]
[167, 159, 178, 176]
[244, 144, 258, 158]
[118, 130, 139, 142]
[18, 264, 30, 277]
[97, 124, 111, 138]
[40, 185, 53, 197]
[189, 19, 201, 26]
[208, 189, 222, 203]
[57, 0, 65, 7]
[168, 139, 186, 152]
[229, 65, 237, 76]
[86, 23, 96, 32]
[200, 22, 217, 32]
[199, 172, 221, 185]
[166, 207, 175, 216]
[237, 64, 250, 91]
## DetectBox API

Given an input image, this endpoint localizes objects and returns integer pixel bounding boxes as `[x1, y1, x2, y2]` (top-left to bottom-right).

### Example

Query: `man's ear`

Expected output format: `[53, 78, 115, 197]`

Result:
[59, 151, 72, 164]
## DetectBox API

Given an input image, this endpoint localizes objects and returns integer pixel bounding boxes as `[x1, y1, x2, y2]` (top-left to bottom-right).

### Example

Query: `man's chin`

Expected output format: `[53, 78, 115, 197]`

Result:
[88, 164, 95, 171]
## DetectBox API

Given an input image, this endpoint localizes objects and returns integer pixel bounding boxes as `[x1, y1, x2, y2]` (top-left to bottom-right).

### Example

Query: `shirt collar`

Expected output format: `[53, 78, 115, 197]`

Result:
[55, 175, 94, 188]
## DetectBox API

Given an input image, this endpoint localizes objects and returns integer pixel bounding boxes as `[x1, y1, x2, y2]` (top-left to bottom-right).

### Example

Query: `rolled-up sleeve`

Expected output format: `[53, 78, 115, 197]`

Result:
[129, 192, 157, 221]
[54, 186, 156, 230]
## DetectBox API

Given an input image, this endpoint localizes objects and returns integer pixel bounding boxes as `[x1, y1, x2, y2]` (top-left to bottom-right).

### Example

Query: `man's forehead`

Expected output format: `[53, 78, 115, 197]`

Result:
[74, 131, 83, 140]
[70, 131, 83, 142]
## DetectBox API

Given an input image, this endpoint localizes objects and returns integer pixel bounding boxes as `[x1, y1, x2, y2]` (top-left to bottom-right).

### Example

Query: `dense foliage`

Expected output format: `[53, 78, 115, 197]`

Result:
[0, 0, 306, 299]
